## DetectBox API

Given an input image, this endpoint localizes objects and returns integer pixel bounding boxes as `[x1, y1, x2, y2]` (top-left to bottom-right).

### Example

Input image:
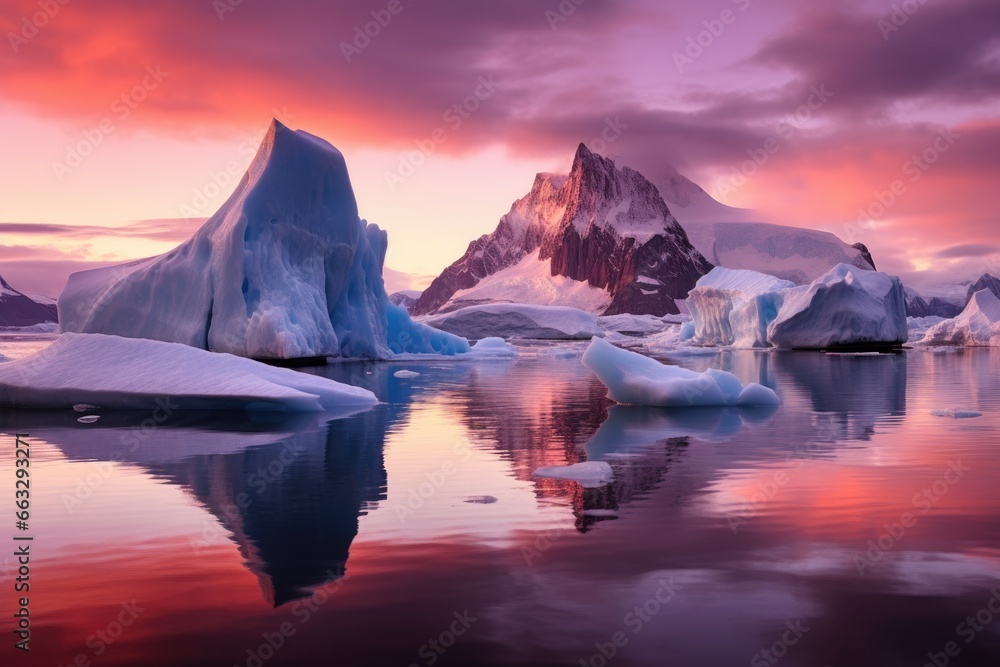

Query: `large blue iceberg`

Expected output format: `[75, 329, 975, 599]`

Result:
[58, 120, 469, 360]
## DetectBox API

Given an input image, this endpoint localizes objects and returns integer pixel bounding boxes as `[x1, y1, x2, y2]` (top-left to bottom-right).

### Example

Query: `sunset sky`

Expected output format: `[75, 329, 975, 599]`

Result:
[1, 0, 998, 297]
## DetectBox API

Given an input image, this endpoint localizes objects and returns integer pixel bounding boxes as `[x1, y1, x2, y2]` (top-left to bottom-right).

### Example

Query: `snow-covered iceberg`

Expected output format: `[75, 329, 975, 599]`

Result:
[767, 264, 907, 350]
[58, 120, 468, 361]
[685, 267, 795, 347]
[423, 303, 600, 340]
[919, 289, 1000, 347]
[0, 333, 378, 413]
[581, 337, 779, 407]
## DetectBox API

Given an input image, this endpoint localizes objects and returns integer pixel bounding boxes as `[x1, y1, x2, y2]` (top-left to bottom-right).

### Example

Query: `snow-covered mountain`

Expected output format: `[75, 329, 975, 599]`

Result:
[0, 274, 58, 328]
[903, 274, 1000, 318]
[58, 120, 467, 360]
[411, 144, 713, 317]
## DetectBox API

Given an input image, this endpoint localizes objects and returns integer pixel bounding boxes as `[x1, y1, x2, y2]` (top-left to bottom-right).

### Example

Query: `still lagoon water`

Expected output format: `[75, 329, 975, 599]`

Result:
[2, 334, 1000, 666]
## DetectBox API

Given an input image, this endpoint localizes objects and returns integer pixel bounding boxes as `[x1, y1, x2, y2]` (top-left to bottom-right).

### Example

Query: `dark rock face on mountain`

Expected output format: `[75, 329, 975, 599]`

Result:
[905, 294, 963, 319]
[852, 243, 877, 271]
[0, 274, 57, 328]
[967, 274, 1000, 303]
[412, 144, 712, 316]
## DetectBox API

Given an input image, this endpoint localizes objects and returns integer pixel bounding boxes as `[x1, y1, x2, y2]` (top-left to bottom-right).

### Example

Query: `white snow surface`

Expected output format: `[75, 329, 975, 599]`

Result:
[0, 333, 379, 413]
[533, 461, 614, 488]
[919, 289, 1000, 347]
[686, 267, 795, 347]
[469, 337, 518, 357]
[767, 264, 908, 349]
[681, 221, 875, 285]
[581, 337, 779, 407]
[58, 120, 468, 360]
[424, 303, 601, 340]
[447, 251, 612, 313]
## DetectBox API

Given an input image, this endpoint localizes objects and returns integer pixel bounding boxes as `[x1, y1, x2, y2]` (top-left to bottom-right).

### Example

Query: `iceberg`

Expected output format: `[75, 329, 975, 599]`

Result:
[685, 267, 795, 347]
[58, 120, 468, 361]
[766, 264, 908, 350]
[919, 289, 1000, 347]
[581, 337, 779, 407]
[423, 303, 601, 340]
[0, 333, 379, 413]
[533, 461, 614, 488]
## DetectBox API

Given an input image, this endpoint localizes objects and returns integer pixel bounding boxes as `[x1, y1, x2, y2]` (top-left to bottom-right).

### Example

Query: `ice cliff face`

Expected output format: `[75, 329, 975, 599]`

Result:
[411, 144, 713, 317]
[0, 274, 57, 328]
[58, 120, 468, 360]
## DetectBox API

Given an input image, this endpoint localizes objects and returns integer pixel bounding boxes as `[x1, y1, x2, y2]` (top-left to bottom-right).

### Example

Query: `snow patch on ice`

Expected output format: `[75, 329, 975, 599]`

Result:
[0, 333, 379, 413]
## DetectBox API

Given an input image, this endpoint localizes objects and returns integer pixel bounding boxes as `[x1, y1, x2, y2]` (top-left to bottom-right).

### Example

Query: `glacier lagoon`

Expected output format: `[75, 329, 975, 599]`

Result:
[2, 336, 1000, 666]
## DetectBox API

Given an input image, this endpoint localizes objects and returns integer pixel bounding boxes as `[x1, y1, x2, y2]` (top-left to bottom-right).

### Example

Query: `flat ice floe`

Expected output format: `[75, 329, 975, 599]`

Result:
[930, 409, 983, 419]
[424, 303, 601, 340]
[0, 333, 379, 413]
[581, 337, 780, 408]
[533, 461, 614, 487]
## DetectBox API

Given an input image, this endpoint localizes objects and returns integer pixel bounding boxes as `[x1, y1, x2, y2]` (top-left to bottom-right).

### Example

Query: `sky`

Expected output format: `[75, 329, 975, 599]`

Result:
[0, 0, 998, 297]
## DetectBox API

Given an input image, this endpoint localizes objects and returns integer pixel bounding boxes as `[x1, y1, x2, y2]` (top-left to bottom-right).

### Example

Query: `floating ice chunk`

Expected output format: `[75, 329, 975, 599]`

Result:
[464, 495, 499, 504]
[581, 337, 779, 407]
[424, 303, 601, 340]
[77, 415, 100, 424]
[393, 370, 420, 379]
[920, 290, 1000, 347]
[0, 333, 379, 413]
[685, 267, 795, 347]
[73, 403, 98, 412]
[533, 461, 614, 488]
[931, 409, 983, 419]
[767, 264, 908, 349]
[468, 337, 518, 357]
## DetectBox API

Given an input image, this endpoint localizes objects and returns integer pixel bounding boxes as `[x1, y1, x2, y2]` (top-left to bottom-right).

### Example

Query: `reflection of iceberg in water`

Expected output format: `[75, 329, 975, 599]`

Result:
[772, 351, 907, 442]
[5, 407, 394, 607]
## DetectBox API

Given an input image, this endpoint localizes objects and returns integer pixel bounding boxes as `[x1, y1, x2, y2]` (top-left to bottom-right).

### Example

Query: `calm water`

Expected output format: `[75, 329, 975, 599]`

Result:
[2, 337, 1000, 666]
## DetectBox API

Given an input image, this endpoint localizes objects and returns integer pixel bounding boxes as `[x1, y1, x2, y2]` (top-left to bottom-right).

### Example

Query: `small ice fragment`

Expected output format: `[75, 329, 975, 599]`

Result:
[393, 370, 420, 379]
[73, 403, 99, 412]
[931, 409, 983, 419]
[533, 461, 614, 488]
[77, 415, 100, 424]
[464, 495, 498, 504]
